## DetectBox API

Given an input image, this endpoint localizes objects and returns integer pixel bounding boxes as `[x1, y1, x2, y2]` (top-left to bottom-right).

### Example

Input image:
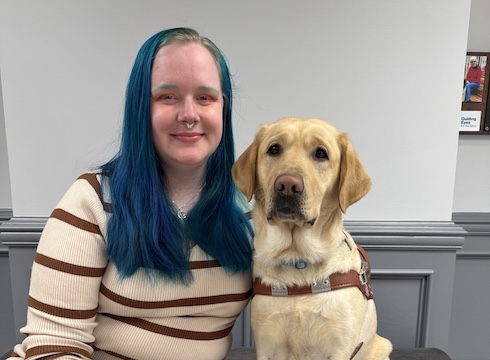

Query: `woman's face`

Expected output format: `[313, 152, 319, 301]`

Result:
[150, 42, 223, 173]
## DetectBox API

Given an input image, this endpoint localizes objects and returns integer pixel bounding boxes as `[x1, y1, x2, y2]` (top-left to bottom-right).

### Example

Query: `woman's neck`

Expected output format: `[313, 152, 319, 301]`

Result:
[164, 165, 206, 211]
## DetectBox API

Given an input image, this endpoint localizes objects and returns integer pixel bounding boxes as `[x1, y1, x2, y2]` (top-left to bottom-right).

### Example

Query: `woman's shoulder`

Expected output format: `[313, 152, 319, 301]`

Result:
[55, 171, 110, 213]
[73, 171, 113, 213]
[76, 171, 102, 189]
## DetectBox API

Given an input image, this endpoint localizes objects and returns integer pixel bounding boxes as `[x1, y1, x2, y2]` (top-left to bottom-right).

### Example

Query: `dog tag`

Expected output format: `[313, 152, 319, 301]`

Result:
[295, 259, 307, 269]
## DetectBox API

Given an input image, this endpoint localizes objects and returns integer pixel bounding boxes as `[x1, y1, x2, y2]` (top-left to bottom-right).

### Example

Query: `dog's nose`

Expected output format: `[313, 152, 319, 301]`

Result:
[275, 175, 304, 196]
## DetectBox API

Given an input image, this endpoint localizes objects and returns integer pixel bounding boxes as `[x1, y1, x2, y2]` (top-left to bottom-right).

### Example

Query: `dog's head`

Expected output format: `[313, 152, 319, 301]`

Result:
[232, 117, 371, 225]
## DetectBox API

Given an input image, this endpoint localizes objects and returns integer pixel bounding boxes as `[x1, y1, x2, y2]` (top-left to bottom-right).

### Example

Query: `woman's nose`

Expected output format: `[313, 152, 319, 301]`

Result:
[178, 97, 199, 122]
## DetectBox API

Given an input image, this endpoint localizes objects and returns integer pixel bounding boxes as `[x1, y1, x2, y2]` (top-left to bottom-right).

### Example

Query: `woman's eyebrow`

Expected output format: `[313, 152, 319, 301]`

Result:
[151, 83, 177, 94]
[197, 85, 221, 95]
[151, 84, 221, 95]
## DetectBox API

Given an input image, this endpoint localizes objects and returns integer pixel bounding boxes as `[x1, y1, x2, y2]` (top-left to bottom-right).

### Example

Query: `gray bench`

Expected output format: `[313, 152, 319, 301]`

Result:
[226, 347, 453, 360]
[2, 347, 452, 360]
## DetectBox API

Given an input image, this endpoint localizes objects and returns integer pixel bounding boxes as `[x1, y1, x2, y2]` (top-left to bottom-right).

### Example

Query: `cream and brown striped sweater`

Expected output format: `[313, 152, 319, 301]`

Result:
[9, 173, 252, 360]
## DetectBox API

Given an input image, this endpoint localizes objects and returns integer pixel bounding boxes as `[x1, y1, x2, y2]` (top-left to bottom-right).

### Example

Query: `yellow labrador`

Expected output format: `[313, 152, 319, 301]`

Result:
[232, 117, 392, 360]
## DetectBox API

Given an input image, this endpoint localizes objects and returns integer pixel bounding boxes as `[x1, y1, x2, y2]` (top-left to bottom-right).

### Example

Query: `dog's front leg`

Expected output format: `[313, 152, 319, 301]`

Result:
[255, 337, 292, 360]
[255, 348, 290, 360]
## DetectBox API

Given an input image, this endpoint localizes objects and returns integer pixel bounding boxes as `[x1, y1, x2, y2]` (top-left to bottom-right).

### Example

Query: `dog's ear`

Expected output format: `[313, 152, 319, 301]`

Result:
[232, 126, 267, 201]
[338, 133, 372, 213]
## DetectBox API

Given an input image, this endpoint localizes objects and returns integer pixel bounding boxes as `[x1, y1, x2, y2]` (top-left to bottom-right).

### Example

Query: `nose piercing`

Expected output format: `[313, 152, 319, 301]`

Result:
[185, 121, 195, 129]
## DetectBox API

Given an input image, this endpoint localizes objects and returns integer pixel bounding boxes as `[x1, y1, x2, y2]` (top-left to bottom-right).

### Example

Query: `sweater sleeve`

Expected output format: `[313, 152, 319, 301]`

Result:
[10, 173, 108, 360]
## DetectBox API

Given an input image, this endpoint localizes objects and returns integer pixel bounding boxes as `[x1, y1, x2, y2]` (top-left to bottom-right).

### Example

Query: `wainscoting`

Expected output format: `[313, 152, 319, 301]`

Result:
[0, 208, 14, 356]
[449, 213, 490, 360]
[1, 213, 488, 360]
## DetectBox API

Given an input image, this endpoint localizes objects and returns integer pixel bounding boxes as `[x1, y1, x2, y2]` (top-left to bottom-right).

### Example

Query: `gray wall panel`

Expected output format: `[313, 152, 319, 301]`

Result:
[0, 252, 15, 355]
[0, 217, 44, 344]
[449, 213, 490, 360]
[0, 209, 14, 355]
[371, 270, 433, 348]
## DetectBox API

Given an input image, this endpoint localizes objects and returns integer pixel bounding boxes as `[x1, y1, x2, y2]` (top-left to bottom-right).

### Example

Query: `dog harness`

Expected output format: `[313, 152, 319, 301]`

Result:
[253, 244, 374, 300]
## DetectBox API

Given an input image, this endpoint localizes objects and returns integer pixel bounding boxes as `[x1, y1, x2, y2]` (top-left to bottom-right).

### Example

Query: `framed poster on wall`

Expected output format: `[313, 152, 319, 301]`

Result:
[460, 52, 490, 134]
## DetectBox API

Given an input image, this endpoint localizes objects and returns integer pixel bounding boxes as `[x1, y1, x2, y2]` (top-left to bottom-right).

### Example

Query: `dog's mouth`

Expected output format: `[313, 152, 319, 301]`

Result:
[267, 195, 316, 225]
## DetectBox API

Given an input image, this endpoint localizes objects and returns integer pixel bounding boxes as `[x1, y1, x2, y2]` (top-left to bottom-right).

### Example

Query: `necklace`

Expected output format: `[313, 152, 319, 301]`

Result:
[171, 183, 206, 220]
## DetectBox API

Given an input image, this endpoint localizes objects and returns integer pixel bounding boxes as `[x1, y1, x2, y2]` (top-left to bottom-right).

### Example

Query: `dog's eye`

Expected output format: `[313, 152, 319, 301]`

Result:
[267, 144, 282, 156]
[314, 148, 328, 160]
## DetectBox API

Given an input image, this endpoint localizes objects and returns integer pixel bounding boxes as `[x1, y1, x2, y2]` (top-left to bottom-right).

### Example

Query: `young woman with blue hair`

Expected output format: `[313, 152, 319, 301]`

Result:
[9, 27, 254, 360]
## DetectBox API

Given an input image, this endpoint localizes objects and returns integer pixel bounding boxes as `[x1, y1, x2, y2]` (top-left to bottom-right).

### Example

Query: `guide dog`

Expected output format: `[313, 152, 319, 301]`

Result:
[232, 117, 392, 359]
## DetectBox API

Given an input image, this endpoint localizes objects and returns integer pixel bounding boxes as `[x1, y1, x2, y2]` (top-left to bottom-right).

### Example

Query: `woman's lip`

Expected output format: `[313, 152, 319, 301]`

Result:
[172, 133, 203, 142]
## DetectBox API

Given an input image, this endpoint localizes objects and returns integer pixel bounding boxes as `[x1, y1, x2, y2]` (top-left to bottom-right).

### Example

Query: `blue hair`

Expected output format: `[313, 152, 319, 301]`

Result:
[101, 28, 253, 284]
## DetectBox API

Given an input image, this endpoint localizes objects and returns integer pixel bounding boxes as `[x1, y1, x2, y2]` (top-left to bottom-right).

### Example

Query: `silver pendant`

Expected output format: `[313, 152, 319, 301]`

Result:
[177, 210, 187, 220]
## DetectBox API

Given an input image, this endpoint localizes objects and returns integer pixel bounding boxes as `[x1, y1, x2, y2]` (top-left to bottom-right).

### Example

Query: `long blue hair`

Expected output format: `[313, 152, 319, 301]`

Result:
[101, 28, 253, 284]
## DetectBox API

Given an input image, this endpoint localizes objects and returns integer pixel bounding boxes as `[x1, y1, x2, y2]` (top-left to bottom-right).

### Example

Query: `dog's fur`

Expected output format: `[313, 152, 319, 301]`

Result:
[232, 117, 392, 360]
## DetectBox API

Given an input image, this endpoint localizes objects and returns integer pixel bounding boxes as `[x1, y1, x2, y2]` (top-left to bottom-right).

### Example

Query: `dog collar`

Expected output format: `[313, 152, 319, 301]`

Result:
[279, 234, 353, 270]
[280, 259, 308, 269]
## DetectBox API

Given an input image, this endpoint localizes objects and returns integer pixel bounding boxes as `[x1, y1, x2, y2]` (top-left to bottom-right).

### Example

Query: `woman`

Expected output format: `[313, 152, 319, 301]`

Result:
[464, 56, 482, 102]
[9, 27, 254, 360]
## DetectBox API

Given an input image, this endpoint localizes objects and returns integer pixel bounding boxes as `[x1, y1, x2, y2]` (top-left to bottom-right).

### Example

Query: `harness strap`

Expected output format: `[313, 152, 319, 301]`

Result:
[253, 245, 373, 300]
[350, 342, 364, 359]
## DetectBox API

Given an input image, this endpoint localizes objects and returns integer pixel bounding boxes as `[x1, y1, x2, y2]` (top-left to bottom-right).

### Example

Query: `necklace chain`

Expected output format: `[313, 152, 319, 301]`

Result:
[171, 183, 206, 220]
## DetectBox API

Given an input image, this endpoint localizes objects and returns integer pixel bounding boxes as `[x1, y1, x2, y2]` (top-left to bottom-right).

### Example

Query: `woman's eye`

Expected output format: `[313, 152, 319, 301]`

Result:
[314, 148, 328, 160]
[197, 94, 216, 104]
[267, 144, 282, 156]
[155, 94, 177, 102]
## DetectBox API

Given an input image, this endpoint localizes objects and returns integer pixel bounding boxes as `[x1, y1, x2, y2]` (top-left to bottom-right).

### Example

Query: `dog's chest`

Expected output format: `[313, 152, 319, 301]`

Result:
[252, 288, 365, 349]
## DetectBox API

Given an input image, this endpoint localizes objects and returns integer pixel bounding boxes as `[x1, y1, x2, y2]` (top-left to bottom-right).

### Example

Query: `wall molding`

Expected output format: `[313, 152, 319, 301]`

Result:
[452, 212, 490, 259]
[0, 217, 467, 250]
[0, 217, 47, 246]
[346, 220, 465, 251]
[0, 208, 12, 221]
[372, 269, 434, 347]
[452, 212, 490, 234]
[0, 208, 13, 254]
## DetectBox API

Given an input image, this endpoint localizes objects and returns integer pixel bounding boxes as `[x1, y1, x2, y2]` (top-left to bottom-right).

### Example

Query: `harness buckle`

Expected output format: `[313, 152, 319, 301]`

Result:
[359, 259, 372, 298]
[359, 270, 368, 286]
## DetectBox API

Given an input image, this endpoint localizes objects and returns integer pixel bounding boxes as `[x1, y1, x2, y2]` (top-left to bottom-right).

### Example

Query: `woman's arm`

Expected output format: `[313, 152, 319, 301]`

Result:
[11, 174, 108, 360]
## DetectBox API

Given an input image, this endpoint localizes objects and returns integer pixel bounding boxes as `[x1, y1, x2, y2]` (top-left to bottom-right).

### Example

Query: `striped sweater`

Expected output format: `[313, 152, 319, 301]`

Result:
[9, 173, 252, 360]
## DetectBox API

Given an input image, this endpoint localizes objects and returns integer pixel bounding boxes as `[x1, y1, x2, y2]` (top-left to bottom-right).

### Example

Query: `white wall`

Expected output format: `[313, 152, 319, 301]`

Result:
[0, 72, 12, 209]
[453, 0, 490, 213]
[0, 0, 471, 221]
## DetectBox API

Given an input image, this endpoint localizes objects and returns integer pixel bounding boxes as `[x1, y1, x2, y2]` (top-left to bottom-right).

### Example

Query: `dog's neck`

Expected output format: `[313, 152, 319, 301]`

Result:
[278, 233, 351, 270]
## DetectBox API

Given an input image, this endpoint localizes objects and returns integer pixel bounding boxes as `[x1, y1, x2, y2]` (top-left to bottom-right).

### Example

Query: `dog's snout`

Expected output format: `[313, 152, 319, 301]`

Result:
[275, 175, 304, 196]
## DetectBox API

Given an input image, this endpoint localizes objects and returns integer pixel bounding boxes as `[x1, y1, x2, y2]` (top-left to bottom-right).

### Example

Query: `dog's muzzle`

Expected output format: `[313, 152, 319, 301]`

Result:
[268, 174, 309, 222]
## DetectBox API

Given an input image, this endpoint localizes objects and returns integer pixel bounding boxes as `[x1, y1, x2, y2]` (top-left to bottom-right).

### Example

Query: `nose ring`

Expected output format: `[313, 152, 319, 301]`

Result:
[185, 121, 195, 129]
